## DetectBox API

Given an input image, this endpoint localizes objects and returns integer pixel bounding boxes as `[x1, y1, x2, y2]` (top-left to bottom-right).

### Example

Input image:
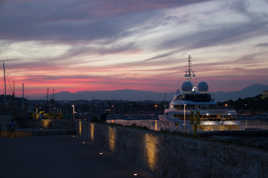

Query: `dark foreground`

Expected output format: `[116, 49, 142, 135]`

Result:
[0, 136, 150, 178]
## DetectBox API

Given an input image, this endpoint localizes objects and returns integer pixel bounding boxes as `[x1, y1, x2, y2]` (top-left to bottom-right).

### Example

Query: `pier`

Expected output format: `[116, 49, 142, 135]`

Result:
[0, 135, 151, 178]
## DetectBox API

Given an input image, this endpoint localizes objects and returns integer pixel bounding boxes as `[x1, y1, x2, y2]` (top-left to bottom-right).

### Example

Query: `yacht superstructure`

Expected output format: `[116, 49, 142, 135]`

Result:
[159, 55, 239, 126]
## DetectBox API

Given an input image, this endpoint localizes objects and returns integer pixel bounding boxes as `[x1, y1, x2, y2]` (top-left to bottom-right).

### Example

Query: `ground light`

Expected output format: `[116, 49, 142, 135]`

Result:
[133, 172, 139, 176]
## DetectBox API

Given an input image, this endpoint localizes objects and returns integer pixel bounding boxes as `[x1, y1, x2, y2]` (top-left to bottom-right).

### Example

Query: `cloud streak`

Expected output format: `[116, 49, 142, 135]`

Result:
[1, 0, 268, 97]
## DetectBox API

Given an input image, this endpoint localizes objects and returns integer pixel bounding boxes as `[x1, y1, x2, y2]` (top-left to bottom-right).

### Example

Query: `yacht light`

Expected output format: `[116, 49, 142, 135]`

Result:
[206, 113, 210, 116]
[201, 121, 216, 125]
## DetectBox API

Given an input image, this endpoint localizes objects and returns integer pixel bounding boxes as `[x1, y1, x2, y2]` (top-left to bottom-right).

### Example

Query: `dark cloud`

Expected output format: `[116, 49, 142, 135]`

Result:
[156, 21, 268, 51]
[152, 0, 268, 51]
[144, 50, 179, 62]
[0, 0, 7, 8]
[7, 59, 60, 71]
[0, 0, 211, 42]
[234, 51, 268, 64]
[61, 42, 137, 60]
[256, 43, 268, 47]
[1, 0, 268, 95]
[22, 74, 94, 82]
[235, 53, 260, 63]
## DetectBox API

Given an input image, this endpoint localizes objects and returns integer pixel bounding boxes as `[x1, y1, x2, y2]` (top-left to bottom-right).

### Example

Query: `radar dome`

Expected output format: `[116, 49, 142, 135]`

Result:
[198, 81, 209, 92]
[182, 81, 193, 92]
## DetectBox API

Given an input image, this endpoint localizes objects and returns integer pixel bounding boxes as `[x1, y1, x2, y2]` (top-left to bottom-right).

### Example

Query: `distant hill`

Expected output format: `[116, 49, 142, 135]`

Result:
[214, 84, 268, 101]
[54, 89, 173, 101]
[53, 84, 268, 102]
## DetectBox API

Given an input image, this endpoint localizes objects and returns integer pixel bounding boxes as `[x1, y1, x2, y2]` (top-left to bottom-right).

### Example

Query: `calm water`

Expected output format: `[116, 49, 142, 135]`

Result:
[75, 120, 159, 172]
[106, 119, 268, 133]
[75, 119, 268, 174]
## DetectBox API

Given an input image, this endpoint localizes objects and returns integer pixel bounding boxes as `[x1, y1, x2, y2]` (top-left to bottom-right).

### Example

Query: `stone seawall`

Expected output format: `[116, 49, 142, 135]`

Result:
[16, 119, 72, 129]
[79, 121, 268, 178]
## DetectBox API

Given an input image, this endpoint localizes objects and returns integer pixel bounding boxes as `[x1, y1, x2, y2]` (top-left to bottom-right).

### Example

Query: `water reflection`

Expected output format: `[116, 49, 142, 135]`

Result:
[154, 120, 159, 131]
[144, 133, 158, 171]
[108, 127, 116, 152]
[78, 120, 82, 136]
[41, 119, 51, 128]
[107, 118, 268, 134]
[90, 123, 95, 141]
[242, 120, 268, 130]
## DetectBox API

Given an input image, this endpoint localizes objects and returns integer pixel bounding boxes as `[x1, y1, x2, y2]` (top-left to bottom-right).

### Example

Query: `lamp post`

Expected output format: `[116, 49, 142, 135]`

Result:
[72, 104, 76, 135]
[184, 104, 186, 126]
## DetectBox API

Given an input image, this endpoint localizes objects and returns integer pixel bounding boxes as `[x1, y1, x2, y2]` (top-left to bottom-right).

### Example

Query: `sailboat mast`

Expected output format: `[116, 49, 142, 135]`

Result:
[22, 83, 24, 110]
[3, 61, 7, 96]
[46, 88, 49, 102]
[13, 81, 15, 97]
[22, 83, 24, 99]
[52, 88, 55, 100]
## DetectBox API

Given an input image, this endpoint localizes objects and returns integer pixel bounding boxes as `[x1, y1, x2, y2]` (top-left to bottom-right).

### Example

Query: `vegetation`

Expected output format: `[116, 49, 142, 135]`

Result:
[219, 95, 268, 114]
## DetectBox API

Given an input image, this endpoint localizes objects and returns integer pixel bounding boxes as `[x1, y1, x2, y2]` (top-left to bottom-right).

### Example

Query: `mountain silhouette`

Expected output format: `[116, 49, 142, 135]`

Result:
[53, 84, 268, 101]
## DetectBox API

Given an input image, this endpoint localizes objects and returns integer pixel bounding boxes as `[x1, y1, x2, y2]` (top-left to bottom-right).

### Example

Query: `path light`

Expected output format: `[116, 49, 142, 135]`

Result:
[133, 172, 139, 176]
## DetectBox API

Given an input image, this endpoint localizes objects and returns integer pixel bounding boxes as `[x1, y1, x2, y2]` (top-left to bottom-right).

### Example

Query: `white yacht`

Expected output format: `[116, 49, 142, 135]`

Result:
[159, 55, 239, 128]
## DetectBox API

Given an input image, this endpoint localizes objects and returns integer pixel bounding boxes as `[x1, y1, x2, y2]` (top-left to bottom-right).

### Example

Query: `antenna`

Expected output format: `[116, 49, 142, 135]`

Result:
[184, 55, 195, 80]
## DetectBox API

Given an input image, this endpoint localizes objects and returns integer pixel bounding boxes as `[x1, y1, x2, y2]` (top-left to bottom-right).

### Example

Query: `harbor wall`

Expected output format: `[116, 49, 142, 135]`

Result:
[80, 121, 268, 178]
[16, 119, 72, 129]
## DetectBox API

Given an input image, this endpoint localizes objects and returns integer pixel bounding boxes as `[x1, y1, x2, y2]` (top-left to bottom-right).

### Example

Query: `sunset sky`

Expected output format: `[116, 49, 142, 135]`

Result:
[0, 0, 268, 98]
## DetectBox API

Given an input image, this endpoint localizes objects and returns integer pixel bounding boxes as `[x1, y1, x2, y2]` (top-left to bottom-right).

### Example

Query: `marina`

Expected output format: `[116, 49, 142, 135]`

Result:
[106, 118, 268, 134]
[104, 56, 268, 136]
[1, 0, 268, 177]
[74, 120, 268, 177]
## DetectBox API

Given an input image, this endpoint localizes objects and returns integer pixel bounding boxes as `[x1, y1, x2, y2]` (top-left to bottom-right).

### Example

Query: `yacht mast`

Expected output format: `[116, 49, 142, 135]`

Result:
[184, 55, 195, 81]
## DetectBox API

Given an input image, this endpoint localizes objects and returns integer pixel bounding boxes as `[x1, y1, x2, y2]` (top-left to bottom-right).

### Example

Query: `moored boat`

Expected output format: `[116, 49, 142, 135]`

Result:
[159, 55, 240, 128]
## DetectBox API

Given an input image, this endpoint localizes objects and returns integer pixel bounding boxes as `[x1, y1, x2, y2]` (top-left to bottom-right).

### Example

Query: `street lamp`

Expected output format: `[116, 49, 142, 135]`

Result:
[184, 104, 186, 126]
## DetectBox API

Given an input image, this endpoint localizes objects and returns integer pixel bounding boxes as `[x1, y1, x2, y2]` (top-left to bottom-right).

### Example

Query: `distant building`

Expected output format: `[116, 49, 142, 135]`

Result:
[262, 90, 268, 99]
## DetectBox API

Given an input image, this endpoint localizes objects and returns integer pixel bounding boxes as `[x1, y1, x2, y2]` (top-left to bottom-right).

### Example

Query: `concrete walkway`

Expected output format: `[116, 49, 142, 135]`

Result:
[0, 136, 150, 178]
